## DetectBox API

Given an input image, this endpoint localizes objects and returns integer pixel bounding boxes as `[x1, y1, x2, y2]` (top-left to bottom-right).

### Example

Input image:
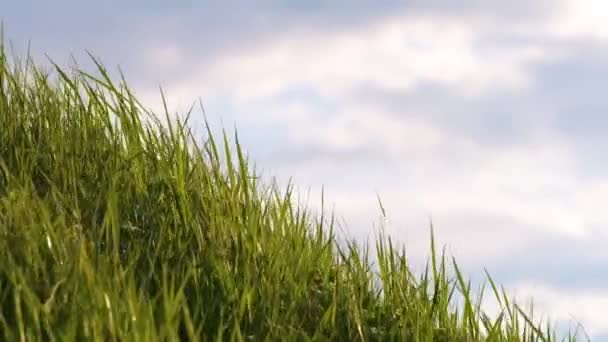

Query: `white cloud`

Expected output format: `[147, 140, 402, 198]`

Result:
[149, 13, 549, 104]
[254, 102, 445, 154]
[505, 282, 608, 338]
[144, 43, 182, 69]
[551, 0, 608, 40]
[414, 141, 586, 237]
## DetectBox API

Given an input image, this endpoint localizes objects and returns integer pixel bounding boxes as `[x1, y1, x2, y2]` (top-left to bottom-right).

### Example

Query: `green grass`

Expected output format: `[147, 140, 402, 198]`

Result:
[0, 37, 587, 341]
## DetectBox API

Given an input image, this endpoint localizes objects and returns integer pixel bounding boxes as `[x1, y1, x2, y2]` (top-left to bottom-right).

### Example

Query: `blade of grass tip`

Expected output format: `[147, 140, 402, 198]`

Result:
[78, 70, 122, 116]
[159, 86, 175, 142]
[474, 281, 486, 322]
[234, 127, 251, 204]
[49, 60, 85, 108]
[328, 202, 336, 234]
[285, 183, 295, 222]
[182, 102, 195, 131]
[316, 185, 326, 240]
[452, 257, 476, 337]
[429, 218, 438, 294]
[117, 66, 146, 127]
[84, 50, 118, 92]
[568, 314, 591, 342]
[78, 67, 112, 93]
[200, 102, 221, 171]
[514, 303, 548, 342]
[428, 220, 439, 306]
[420, 259, 429, 298]
[68, 51, 81, 73]
[24, 40, 32, 88]
[272, 178, 290, 222]
[181, 109, 197, 159]
[222, 127, 235, 189]
[82, 51, 132, 113]
[440, 245, 448, 288]
[484, 268, 503, 308]
[500, 284, 516, 324]
[376, 193, 386, 222]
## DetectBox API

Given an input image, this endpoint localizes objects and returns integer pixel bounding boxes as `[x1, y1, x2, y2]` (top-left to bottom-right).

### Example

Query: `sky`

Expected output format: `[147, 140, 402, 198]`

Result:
[4, 0, 608, 338]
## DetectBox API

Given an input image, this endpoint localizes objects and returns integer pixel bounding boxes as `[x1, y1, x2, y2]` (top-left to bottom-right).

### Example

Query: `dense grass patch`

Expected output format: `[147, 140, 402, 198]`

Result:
[0, 39, 586, 341]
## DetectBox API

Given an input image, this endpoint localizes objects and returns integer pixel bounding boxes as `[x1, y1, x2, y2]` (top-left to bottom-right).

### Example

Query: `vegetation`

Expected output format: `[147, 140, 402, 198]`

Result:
[0, 38, 586, 341]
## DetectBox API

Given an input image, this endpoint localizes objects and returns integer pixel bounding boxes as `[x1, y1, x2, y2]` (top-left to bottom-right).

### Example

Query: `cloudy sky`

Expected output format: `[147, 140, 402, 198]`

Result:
[5, 0, 608, 338]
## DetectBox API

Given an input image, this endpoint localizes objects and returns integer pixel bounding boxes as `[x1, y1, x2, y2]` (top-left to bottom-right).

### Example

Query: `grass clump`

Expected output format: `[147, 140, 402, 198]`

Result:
[0, 39, 586, 341]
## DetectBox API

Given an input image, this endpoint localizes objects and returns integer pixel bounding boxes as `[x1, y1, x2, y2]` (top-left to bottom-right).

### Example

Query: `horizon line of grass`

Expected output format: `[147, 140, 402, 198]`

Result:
[0, 36, 588, 341]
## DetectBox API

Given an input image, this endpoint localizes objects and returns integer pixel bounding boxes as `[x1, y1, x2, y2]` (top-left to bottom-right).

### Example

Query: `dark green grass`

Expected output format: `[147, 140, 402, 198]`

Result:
[0, 38, 587, 341]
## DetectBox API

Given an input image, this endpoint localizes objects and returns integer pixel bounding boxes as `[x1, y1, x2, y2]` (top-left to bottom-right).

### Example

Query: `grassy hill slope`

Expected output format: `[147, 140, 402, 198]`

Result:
[0, 42, 582, 341]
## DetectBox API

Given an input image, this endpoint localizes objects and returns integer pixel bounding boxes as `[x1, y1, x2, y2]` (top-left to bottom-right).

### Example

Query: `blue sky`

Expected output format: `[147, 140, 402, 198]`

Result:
[5, 0, 608, 338]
